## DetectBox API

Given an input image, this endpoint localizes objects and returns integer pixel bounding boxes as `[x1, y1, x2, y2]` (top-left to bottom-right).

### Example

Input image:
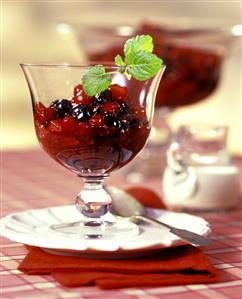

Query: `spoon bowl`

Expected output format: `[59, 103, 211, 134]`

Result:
[108, 186, 212, 246]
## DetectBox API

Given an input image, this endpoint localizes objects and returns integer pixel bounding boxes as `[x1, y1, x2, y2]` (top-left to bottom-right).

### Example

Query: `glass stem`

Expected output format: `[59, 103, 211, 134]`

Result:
[75, 177, 112, 238]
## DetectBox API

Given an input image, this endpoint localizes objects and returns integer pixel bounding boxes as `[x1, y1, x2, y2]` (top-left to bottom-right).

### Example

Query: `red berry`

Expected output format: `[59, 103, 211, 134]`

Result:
[76, 122, 91, 136]
[109, 84, 128, 101]
[71, 90, 90, 105]
[133, 106, 147, 120]
[48, 119, 62, 134]
[89, 114, 104, 128]
[61, 117, 78, 136]
[35, 102, 56, 124]
[101, 102, 120, 114]
[73, 84, 83, 96]
[35, 102, 45, 112]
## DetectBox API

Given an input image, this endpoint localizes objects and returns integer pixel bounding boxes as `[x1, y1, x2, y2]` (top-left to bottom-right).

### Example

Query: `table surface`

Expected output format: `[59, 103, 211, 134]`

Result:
[1, 150, 242, 299]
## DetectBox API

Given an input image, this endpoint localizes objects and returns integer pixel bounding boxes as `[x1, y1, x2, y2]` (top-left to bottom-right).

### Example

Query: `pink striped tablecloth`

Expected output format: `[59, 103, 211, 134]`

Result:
[1, 150, 242, 299]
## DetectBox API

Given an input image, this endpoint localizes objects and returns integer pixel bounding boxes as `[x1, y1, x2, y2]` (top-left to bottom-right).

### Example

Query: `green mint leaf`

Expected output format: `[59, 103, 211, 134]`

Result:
[124, 35, 153, 57]
[81, 35, 163, 94]
[115, 54, 126, 73]
[115, 54, 124, 66]
[82, 65, 111, 96]
[126, 51, 163, 81]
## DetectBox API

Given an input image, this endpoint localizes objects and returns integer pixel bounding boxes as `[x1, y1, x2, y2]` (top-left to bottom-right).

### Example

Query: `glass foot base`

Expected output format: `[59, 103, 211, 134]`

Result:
[49, 218, 139, 239]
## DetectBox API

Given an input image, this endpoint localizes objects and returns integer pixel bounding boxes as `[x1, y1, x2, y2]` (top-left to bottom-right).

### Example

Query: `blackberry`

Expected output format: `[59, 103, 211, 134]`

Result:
[117, 101, 129, 117]
[119, 118, 129, 132]
[72, 104, 92, 122]
[120, 114, 140, 130]
[128, 115, 140, 128]
[50, 99, 72, 118]
[92, 106, 103, 115]
[104, 113, 120, 128]
[91, 90, 112, 106]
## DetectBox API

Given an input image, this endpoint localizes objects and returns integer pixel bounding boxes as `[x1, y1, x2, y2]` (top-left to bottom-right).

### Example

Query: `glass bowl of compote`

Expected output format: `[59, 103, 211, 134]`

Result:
[21, 61, 165, 239]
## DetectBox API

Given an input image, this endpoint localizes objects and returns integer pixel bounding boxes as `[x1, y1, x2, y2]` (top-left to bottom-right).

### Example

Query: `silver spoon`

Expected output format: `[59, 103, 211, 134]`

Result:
[107, 186, 212, 246]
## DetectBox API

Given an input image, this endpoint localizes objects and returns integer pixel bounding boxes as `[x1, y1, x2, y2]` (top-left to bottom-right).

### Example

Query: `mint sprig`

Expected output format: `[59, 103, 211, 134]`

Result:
[82, 65, 111, 96]
[82, 35, 163, 96]
[125, 51, 163, 81]
[124, 34, 153, 56]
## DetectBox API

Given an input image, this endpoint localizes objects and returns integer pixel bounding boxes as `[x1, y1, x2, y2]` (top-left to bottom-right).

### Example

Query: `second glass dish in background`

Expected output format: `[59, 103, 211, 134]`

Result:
[71, 20, 240, 181]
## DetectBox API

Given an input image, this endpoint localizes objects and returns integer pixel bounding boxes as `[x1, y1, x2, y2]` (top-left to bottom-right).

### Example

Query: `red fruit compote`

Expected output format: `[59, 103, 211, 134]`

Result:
[34, 84, 150, 177]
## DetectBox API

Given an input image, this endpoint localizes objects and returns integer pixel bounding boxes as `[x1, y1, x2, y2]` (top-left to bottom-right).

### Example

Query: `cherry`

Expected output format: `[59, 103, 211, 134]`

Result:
[133, 106, 148, 124]
[101, 102, 120, 114]
[61, 117, 78, 136]
[89, 114, 104, 128]
[109, 84, 128, 101]
[133, 106, 146, 119]
[35, 102, 56, 124]
[73, 84, 83, 96]
[71, 90, 90, 106]
[76, 122, 91, 136]
[48, 119, 62, 134]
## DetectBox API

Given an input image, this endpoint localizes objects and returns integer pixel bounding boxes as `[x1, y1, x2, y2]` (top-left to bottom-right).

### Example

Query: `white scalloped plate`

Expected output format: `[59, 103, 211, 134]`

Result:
[0, 205, 211, 258]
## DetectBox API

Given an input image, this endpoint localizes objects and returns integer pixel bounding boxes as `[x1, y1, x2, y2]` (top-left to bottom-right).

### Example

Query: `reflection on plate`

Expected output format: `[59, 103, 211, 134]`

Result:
[0, 205, 211, 258]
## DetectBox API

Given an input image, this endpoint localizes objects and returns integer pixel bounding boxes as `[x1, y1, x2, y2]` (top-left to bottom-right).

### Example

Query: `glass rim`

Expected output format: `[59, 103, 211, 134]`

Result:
[20, 62, 166, 71]
[20, 62, 119, 68]
[71, 22, 241, 38]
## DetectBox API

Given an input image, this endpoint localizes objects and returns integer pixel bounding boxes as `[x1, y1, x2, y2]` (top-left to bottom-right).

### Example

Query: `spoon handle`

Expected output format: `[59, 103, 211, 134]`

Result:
[133, 215, 212, 246]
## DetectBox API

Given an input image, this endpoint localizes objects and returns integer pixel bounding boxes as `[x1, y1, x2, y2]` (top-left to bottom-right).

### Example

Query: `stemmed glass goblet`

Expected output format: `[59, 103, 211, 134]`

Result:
[21, 63, 165, 239]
